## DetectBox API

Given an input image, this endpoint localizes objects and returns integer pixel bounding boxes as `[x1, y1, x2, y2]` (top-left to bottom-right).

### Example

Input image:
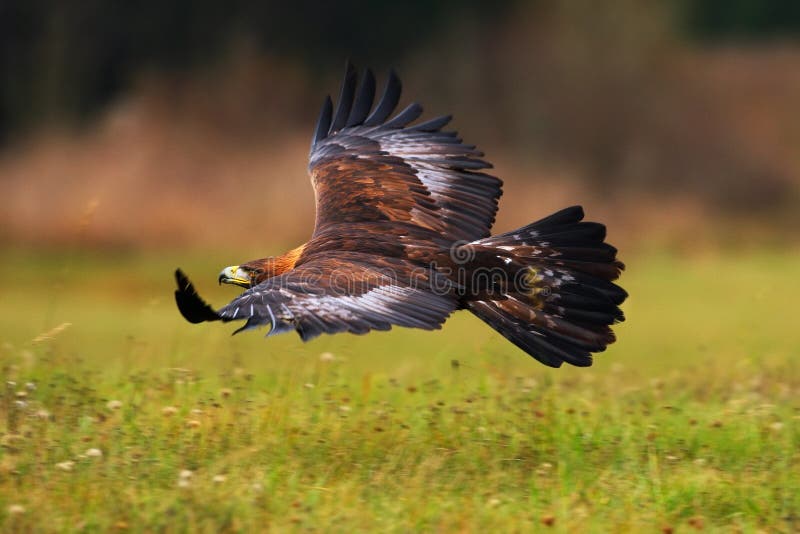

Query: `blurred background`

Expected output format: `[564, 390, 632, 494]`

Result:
[2, 4, 800, 528]
[1, 0, 799, 253]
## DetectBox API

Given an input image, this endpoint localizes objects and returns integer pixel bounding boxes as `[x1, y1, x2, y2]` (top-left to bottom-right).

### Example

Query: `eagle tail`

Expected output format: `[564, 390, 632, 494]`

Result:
[466, 206, 627, 368]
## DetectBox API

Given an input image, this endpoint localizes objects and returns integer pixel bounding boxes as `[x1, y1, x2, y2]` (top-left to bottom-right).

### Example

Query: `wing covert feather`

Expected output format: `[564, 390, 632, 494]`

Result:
[308, 65, 502, 244]
[216, 254, 458, 340]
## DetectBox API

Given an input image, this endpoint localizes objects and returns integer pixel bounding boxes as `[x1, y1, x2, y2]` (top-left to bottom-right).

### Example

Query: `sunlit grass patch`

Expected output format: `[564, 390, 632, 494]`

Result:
[0, 250, 798, 531]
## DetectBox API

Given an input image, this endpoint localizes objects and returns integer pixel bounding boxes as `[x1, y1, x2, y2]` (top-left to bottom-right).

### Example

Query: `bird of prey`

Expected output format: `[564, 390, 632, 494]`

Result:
[175, 63, 627, 368]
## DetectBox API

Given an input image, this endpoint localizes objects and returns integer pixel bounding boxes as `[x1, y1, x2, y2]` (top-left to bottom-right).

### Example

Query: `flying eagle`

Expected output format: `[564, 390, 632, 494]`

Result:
[175, 63, 627, 368]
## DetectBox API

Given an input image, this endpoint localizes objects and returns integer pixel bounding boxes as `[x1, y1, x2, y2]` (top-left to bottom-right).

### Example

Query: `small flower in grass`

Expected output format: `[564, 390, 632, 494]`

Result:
[25, 382, 36, 392]
[303, 383, 315, 389]
[769, 421, 784, 432]
[212, 474, 226, 484]
[535, 462, 553, 476]
[86, 448, 103, 458]
[191, 408, 204, 415]
[56, 461, 75, 472]
[36, 409, 50, 420]
[487, 497, 501, 507]
[162, 406, 178, 416]
[186, 419, 201, 429]
[319, 352, 335, 362]
[7, 504, 25, 515]
[693, 458, 707, 466]
[338, 405, 351, 413]
[15, 391, 27, 399]
[177, 469, 193, 488]
[665, 454, 679, 462]
[251, 482, 264, 493]
[107, 400, 123, 410]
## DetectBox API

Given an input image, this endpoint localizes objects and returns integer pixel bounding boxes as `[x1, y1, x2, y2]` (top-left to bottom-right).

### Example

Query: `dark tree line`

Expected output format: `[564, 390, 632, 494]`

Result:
[1, 0, 798, 144]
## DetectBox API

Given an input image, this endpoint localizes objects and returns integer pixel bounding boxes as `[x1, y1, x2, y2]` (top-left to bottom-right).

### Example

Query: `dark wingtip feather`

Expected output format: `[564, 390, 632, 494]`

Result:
[383, 102, 423, 129]
[346, 68, 376, 127]
[409, 114, 452, 132]
[536, 206, 585, 228]
[330, 60, 357, 133]
[174, 269, 220, 324]
[312, 95, 333, 148]
[364, 69, 401, 126]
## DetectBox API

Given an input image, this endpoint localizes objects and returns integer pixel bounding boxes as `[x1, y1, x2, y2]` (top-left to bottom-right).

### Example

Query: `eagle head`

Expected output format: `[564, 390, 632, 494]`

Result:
[218, 265, 257, 288]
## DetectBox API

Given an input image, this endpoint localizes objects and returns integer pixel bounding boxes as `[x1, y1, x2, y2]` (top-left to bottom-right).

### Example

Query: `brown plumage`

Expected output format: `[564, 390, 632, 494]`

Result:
[175, 62, 627, 368]
[239, 245, 306, 284]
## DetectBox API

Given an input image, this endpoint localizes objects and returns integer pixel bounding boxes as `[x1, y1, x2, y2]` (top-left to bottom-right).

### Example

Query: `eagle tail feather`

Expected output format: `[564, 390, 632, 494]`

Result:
[466, 206, 626, 368]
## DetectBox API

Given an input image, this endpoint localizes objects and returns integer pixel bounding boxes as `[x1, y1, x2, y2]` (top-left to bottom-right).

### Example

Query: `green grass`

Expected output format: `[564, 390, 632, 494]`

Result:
[0, 248, 798, 532]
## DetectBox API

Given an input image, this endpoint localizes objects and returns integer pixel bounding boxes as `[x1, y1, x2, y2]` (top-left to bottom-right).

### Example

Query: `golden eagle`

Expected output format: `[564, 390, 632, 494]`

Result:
[175, 63, 627, 368]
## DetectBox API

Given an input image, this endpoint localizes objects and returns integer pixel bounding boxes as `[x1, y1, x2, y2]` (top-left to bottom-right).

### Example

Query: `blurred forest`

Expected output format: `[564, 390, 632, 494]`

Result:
[1, 0, 799, 251]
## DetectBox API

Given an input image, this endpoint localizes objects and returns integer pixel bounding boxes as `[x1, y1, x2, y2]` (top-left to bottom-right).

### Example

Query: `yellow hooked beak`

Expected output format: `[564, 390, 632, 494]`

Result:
[218, 265, 252, 288]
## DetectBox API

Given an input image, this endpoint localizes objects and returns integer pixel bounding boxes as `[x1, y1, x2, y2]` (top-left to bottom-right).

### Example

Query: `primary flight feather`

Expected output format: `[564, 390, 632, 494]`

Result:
[175, 62, 627, 368]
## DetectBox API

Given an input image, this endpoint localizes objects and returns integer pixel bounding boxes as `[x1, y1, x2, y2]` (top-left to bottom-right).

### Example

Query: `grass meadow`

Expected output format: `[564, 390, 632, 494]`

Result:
[0, 248, 798, 532]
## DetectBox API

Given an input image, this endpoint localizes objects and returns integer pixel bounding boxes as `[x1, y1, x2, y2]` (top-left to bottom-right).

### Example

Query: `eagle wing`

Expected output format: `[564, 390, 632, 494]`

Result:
[175, 253, 457, 340]
[308, 63, 502, 244]
[175, 64, 497, 339]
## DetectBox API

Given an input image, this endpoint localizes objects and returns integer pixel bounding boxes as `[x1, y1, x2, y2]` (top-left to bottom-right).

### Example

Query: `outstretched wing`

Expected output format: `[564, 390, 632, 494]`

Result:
[308, 63, 502, 244]
[174, 253, 457, 340]
[175, 270, 221, 324]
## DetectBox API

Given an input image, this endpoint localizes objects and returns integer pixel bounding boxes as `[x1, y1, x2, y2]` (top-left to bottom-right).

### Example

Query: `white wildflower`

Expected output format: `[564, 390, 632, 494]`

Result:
[56, 461, 75, 472]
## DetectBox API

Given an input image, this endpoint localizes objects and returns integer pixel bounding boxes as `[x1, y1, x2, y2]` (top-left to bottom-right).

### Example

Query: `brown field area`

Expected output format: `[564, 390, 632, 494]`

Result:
[2, 42, 799, 253]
